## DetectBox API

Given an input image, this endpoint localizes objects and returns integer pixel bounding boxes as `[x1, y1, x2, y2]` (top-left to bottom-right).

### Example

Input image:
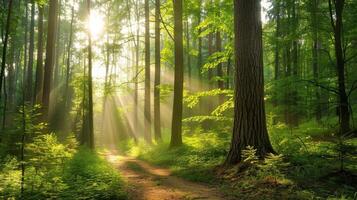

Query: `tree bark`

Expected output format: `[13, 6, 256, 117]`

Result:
[34, 6, 44, 104]
[86, 0, 94, 149]
[26, 0, 35, 102]
[170, 0, 184, 148]
[64, 5, 74, 109]
[42, 0, 58, 110]
[0, 0, 13, 100]
[225, 0, 275, 165]
[154, 0, 162, 141]
[328, 0, 350, 134]
[144, 0, 152, 143]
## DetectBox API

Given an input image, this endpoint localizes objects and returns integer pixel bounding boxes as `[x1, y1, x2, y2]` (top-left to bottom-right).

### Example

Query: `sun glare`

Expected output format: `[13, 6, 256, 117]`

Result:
[88, 10, 104, 39]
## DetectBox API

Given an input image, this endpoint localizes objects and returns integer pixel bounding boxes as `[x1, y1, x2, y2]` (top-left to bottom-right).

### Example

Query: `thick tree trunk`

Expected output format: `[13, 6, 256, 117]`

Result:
[154, 0, 162, 141]
[170, 0, 183, 148]
[144, 0, 152, 143]
[225, 0, 275, 165]
[42, 0, 58, 110]
[34, 6, 44, 104]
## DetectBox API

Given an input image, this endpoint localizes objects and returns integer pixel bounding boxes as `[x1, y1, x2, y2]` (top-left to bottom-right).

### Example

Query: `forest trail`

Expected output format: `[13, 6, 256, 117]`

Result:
[105, 151, 229, 200]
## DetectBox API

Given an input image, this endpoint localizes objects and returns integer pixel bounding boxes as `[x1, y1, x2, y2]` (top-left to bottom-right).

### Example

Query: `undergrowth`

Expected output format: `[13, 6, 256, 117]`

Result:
[119, 121, 357, 200]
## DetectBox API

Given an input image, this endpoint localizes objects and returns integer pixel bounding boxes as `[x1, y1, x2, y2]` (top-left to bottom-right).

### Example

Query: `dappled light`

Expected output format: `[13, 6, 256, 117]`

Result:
[0, 0, 356, 199]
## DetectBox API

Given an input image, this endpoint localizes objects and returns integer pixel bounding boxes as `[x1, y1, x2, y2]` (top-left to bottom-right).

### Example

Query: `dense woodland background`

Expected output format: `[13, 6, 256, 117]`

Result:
[0, 0, 356, 199]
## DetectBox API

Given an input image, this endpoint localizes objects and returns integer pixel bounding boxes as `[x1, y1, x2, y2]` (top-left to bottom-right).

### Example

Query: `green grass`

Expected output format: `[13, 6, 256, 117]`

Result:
[0, 147, 128, 200]
[120, 121, 357, 200]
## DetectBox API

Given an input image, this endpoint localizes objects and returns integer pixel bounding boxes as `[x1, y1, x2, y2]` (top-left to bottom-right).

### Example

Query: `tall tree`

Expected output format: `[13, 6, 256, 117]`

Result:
[154, 0, 162, 141]
[144, 0, 151, 143]
[328, 0, 350, 134]
[86, 0, 94, 149]
[170, 0, 184, 147]
[26, 0, 35, 102]
[34, 5, 44, 104]
[64, 5, 74, 109]
[225, 0, 275, 165]
[42, 0, 59, 110]
[0, 0, 13, 100]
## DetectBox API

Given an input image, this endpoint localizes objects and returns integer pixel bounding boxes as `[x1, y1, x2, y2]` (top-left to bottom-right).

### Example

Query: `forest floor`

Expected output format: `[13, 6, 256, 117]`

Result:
[105, 150, 229, 200]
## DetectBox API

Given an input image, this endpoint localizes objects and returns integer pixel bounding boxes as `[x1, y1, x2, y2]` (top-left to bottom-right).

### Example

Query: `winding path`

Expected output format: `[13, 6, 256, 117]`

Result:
[105, 152, 229, 200]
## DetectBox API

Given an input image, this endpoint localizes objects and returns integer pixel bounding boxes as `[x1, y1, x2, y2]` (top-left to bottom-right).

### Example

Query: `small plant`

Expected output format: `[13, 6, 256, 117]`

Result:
[242, 146, 259, 165]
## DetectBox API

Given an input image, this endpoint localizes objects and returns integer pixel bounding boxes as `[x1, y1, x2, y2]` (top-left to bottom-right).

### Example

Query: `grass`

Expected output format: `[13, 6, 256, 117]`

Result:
[119, 121, 357, 200]
[0, 147, 128, 200]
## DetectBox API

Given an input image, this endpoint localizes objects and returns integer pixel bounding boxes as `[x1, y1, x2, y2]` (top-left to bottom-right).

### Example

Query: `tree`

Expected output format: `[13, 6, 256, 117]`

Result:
[43, 0, 59, 111]
[85, 0, 94, 149]
[26, 0, 35, 102]
[170, 0, 184, 148]
[225, 0, 275, 165]
[0, 0, 13, 101]
[144, 0, 152, 143]
[328, 0, 350, 134]
[154, 0, 162, 141]
[34, 5, 44, 104]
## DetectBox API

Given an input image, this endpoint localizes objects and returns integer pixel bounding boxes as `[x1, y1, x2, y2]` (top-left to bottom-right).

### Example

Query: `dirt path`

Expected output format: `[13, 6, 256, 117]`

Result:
[105, 152, 229, 200]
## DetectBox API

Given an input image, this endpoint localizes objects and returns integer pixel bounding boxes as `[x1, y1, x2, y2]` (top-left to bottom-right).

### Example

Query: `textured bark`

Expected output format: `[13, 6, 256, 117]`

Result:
[328, 0, 350, 134]
[170, 0, 183, 148]
[154, 0, 162, 141]
[144, 0, 152, 143]
[42, 0, 58, 110]
[225, 0, 275, 165]
[34, 6, 44, 104]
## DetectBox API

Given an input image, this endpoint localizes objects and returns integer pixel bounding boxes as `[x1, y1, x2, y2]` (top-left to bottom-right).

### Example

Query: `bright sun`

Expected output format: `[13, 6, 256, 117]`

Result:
[88, 10, 104, 39]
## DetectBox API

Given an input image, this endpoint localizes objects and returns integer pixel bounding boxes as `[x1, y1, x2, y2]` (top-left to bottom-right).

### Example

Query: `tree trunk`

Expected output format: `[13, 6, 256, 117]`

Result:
[0, 0, 13, 100]
[170, 0, 184, 148]
[197, 1, 203, 88]
[134, 0, 140, 133]
[186, 20, 191, 86]
[26, 0, 35, 102]
[42, 0, 58, 110]
[225, 0, 275, 165]
[144, 0, 152, 143]
[86, 0, 94, 149]
[207, 33, 213, 88]
[64, 5, 74, 109]
[216, 30, 224, 103]
[311, 0, 322, 122]
[329, 0, 350, 134]
[34, 6, 44, 104]
[154, 0, 162, 141]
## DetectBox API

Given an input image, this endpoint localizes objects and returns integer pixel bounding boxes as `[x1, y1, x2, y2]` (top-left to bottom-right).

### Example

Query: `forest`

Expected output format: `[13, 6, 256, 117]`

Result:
[0, 0, 356, 199]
